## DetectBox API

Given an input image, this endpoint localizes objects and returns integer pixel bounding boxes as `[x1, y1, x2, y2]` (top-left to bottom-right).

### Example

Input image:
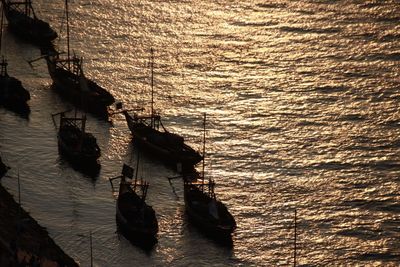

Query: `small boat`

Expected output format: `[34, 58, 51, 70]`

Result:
[109, 164, 158, 245]
[42, 0, 114, 119]
[124, 111, 203, 172]
[44, 52, 115, 119]
[123, 49, 202, 171]
[184, 179, 236, 239]
[184, 114, 236, 241]
[0, 57, 30, 114]
[52, 110, 100, 165]
[0, 9, 30, 115]
[1, 0, 57, 45]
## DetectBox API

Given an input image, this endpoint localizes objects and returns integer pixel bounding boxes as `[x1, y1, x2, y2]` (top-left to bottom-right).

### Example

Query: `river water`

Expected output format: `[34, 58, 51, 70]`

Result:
[1, 0, 399, 266]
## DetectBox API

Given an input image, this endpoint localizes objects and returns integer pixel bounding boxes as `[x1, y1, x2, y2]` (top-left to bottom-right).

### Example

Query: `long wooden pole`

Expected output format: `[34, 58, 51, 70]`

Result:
[134, 148, 140, 191]
[294, 209, 297, 267]
[16, 170, 21, 247]
[202, 113, 206, 186]
[18, 171, 21, 207]
[0, 4, 4, 55]
[90, 231, 93, 267]
[65, 0, 70, 69]
[150, 48, 154, 128]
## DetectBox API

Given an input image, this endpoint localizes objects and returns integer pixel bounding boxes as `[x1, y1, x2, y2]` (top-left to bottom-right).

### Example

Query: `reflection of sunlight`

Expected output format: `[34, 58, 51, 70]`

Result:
[1, 0, 398, 266]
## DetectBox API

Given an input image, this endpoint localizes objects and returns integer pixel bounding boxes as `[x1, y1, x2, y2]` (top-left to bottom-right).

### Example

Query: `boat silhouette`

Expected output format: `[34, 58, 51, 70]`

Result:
[1, 0, 57, 46]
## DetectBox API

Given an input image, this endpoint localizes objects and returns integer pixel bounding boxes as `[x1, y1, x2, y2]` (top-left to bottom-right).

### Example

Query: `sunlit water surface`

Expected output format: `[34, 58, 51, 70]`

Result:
[1, 0, 400, 266]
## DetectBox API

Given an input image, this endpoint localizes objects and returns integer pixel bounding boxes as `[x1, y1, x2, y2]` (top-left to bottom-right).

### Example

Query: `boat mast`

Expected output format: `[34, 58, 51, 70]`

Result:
[134, 148, 140, 191]
[0, 4, 3, 55]
[0, 7, 6, 77]
[65, 0, 70, 70]
[202, 113, 206, 187]
[150, 48, 154, 128]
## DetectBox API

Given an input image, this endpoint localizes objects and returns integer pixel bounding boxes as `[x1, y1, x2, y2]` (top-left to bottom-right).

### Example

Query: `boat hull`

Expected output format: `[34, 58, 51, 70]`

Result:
[0, 75, 30, 115]
[44, 57, 114, 120]
[2, 1, 57, 45]
[116, 193, 158, 249]
[58, 142, 99, 163]
[124, 113, 202, 171]
[184, 185, 236, 241]
[184, 203, 236, 239]
[57, 118, 101, 171]
[116, 210, 158, 240]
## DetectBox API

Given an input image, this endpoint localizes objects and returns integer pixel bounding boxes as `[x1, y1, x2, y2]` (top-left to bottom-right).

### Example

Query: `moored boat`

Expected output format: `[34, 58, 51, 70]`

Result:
[42, 0, 114, 119]
[1, 0, 57, 45]
[0, 57, 30, 114]
[110, 164, 158, 246]
[184, 178, 236, 240]
[124, 111, 203, 172]
[184, 113, 236, 241]
[0, 7, 30, 114]
[52, 110, 100, 166]
[44, 52, 115, 119]
[122, 49, 202, 171]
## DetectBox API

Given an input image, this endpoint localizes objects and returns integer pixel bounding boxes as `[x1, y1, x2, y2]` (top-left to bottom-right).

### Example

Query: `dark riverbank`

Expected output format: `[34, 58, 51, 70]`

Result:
[0, 156, 8, 178]
[0, 184, 79, 266]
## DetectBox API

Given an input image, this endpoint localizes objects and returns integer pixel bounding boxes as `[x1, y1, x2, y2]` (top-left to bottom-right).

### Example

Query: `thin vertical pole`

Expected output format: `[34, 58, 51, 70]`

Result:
[17, 171, 21, 230]
[17, 171, 21, 207]
[134, 148, 140, 190]
[25, 0, 28, 17]
[202, 113, 206, 187]
[65, 0, 70, 69]
[90, 231, 93, 267]
[294, 209, 297, 267]
[0, 5, 4, 55]
[150, 48, 154, 128]
[16, 170, 21, 247]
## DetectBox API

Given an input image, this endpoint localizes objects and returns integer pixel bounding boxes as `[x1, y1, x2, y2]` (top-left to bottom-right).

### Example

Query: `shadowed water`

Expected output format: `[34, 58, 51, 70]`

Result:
[1, 0, 399, 266]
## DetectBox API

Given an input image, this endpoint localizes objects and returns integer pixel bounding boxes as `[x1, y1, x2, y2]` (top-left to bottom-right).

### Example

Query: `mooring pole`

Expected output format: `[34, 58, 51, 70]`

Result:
[202, 113, 206, 187]
[294, 209, 297, 267]
[90, 231, 93, 267]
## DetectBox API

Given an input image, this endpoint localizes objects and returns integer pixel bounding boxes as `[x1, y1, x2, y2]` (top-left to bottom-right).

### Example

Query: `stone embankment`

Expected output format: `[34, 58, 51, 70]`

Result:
[0, 184, 79, 266]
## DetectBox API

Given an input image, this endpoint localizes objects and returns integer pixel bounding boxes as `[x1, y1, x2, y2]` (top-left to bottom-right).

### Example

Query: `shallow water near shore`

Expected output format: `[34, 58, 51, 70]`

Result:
[1, 0, 400, 266]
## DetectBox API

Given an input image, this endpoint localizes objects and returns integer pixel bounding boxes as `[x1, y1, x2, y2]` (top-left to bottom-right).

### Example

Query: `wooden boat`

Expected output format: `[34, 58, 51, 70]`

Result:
[44, 52, 115, 119]
[0, 9, 30, 114]
[184, 114, 236, 240]
[109, 164, 158, 244]
[184, 179, 236, 239]
[0, 57, 30, 113]
[52, 110, 100, 165]
[1, 0, 57, 45]
[124, 111, 203, 171]
[123, 49, 202, 171]
[42, 0, 114, 119]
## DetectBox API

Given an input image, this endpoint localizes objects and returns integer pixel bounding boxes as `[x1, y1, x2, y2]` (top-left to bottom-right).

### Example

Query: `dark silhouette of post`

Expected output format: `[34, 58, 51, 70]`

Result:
[90, 231, 93, 267]
[294, 209, 297, 267]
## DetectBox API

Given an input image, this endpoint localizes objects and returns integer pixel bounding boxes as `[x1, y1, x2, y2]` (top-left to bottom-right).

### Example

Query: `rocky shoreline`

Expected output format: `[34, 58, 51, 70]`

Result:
[0, 156, 8, 178]
[0, 184, 79, 266]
